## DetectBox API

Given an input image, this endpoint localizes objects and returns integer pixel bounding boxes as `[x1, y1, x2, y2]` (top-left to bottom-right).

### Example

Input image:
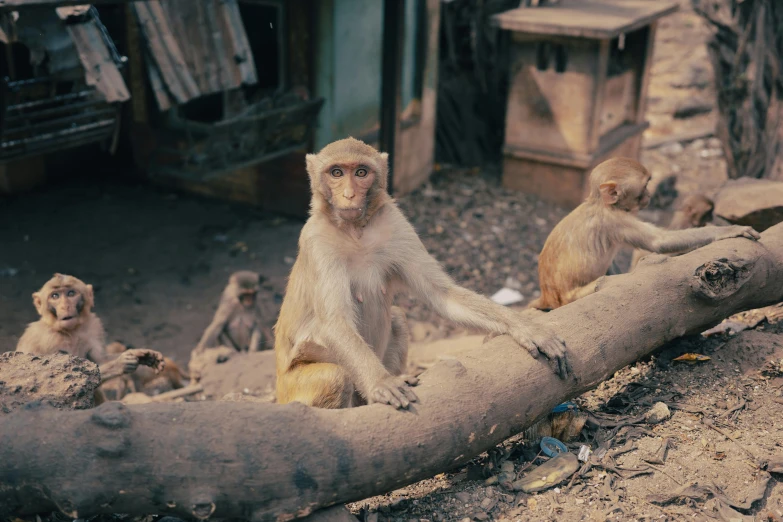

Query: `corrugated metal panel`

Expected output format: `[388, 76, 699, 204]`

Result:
[66, 17, 131, 103]
[131, 0, 258, 111]
[10, 7, 130, 103]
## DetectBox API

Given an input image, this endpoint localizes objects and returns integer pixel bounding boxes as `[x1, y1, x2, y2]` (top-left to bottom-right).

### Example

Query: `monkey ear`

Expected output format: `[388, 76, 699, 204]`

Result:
[305, 154, 319, 177]
[32, 292, 42, 313]
[599, 182, 620, 205]
[85, 284, 95, 307]
[378, 152, 390, 189]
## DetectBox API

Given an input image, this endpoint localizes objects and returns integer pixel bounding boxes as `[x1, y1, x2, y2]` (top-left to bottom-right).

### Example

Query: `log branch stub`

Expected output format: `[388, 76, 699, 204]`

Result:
[1, 224, 783, 521]
[690, 257, 754, 301]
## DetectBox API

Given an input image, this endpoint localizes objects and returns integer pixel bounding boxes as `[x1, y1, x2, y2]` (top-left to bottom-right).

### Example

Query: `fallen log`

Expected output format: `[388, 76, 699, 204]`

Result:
[2, 224, 783, 521]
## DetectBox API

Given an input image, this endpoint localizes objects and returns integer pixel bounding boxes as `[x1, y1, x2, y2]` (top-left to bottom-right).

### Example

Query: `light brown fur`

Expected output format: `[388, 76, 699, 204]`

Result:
[532, 158, 760, 310]
[16, 274, 164, 390]
[103, 342, 188, 399]
[195, 270, 270, 354]
[275, 138, 571, 411]
[630, 193, 715, 270]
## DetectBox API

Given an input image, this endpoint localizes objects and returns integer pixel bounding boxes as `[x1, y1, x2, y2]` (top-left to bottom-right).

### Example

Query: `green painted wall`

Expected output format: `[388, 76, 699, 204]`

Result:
[314, 0, 384, 149]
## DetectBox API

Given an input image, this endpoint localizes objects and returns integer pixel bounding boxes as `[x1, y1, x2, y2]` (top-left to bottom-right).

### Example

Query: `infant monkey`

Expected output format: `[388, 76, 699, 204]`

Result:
[16, 273, 164, 383]
[532, 158, 760, 310]
[275, 137, 570, 411]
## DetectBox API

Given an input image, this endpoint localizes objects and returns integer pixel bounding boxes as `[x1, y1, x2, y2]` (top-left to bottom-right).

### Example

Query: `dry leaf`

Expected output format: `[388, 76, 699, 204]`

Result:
[673, 353, 711, 364]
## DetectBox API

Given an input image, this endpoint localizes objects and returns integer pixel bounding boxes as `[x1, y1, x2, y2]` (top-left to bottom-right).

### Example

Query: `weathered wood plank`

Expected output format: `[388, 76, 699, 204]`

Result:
[492, 0, 679, 39]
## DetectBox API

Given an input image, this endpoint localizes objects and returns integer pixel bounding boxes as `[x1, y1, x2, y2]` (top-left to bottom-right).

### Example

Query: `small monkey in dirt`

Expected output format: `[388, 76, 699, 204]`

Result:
[195, 270, 270, 354]
[16, 274, 164, 384]
[629, 193, 715, 270]
[275, 137, 570, 411]
[531, 158, 760, 310]
[104, 342, 189, 398]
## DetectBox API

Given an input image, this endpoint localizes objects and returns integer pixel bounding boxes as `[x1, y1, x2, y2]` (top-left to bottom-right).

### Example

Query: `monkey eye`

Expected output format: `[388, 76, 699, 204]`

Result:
[330, 168, 343, 177]
[355, 168, 368, 178]
[67, 290, 75, 297]
[50, 292, 59, 299]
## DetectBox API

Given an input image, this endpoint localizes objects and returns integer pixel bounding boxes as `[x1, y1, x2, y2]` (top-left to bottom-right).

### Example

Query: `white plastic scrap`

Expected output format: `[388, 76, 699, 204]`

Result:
[490, 287, 524, 306]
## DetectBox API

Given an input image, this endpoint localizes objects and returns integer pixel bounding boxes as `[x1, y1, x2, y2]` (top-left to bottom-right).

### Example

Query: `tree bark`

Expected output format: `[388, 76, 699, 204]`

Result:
[2, 224, 783, 522]
[692, 0, 783, 180]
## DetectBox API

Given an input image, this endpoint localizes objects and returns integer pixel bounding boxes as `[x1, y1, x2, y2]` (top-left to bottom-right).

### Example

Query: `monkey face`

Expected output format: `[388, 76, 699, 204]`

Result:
[238, 289, 257, 308]
[33, 274, 94, 330]
[322, 164, 376, 221]
[46, 286, 85, 330]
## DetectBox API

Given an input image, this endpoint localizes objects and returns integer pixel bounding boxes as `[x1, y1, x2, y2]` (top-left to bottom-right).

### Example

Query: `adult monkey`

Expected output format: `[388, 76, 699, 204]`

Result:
[275, 137, 570, 410]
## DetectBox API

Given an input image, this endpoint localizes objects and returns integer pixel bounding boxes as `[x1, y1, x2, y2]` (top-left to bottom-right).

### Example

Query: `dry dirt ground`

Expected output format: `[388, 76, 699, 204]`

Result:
[2, 1, 782, 521]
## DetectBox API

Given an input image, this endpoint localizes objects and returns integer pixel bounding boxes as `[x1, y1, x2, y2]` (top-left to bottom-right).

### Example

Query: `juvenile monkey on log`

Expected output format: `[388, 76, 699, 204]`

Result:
[15, 274, 164, 384]
[531, 158, 760, 310]
[630, 193, 715, 270]
[275, 137, 570, 410]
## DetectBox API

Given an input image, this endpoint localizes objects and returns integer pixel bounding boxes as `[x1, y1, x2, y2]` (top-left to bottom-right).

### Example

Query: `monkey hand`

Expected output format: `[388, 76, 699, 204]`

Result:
[718, 225, 761, 241]
[368, 374, 419, 409]
[126, 348, 166, 373]
[116, 351, 140, 374]
[510, 324, 571, 380]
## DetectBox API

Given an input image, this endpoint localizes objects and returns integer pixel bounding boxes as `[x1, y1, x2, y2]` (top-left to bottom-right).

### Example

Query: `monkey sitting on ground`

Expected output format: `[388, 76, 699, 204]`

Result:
[629, 193, 715, 270]
[189, 271, 271, 381]
[275, 137, 571, 411]
[103, 342, 189, 398]
[530, 158, 760, 310]
[16, 274, 165, 386]
[195, 270, 270, 354]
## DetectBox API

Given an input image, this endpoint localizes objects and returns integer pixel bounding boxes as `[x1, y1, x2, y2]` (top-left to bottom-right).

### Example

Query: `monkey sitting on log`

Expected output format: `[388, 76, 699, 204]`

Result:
[629, 193, 715, 270]
[103, 342, 189, 399]
[16, 274, 165, 386]
[531, 158, 760, 310]
[275, 137, 571, 411]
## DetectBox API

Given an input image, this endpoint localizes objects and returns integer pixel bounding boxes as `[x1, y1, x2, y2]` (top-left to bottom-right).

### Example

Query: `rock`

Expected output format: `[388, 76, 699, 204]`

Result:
[472, 513, 489, 521]
[456, 492, 472, 504]
[480, 498, 497, 511]
[714, 178, 783, 232]
[673, 97, 713, 119]
[645, 402, 671, 424]
[0, 352, 100, 413]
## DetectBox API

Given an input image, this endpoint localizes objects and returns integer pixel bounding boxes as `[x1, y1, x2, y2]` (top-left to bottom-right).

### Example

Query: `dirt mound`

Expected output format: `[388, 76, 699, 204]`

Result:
[0, 352, 100, 413]
[198, 350, 276, 401]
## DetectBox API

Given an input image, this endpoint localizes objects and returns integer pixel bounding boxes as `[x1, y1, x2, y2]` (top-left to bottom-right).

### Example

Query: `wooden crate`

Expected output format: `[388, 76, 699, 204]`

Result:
[493, 0, 678, 208]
